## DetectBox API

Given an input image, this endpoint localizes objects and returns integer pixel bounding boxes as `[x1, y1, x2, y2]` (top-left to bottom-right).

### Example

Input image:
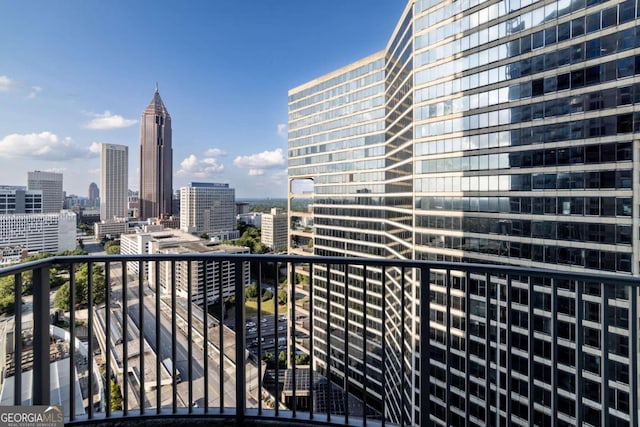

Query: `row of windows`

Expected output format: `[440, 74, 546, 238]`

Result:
[511, 52, 640, 99]
[289, 120, 384, 149]
[416, 196, 632, 217]
[415, 169, 632, 193]
[419, 75, 640, 124]
[417, 111, 640, 146]
[416, 0, 638, 80]
[414, 29, 640, 106]
[288, 59, 384, 103]
[417, 142, 631, 174]
[426, 237, 632, 271]
[289, 133, 383, 159]
[289, 94, 384, 130]
[418, 218, 631, 244]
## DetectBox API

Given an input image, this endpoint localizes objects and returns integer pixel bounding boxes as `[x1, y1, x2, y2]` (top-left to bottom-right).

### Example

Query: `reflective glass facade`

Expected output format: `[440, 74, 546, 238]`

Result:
[289, 0, 640, 425]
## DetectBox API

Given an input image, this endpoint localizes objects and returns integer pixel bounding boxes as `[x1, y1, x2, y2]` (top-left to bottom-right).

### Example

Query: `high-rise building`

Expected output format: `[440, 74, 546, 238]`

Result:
[27, 171, 63, 213]
[88, 182, 99, 207]
[288, 0, 640, 425]
[180, 182, 238, 240]
[0, 186, 42, 214]
[261, 207, 288, 251]
[100, 143, 128, 221]
[139, 85, 172, 220]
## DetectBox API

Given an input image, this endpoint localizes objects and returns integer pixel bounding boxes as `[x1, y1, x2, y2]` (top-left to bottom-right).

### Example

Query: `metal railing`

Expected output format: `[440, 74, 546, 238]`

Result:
[0, 253, 639, 427]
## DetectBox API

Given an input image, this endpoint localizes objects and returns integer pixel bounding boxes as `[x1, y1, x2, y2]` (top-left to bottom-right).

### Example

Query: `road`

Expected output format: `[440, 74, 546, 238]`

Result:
[125, 280, 236, 408]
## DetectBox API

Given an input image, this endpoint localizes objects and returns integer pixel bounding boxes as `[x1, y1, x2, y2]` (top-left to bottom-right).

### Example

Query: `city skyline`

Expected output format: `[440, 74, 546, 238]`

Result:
[0, 1, 402, 198]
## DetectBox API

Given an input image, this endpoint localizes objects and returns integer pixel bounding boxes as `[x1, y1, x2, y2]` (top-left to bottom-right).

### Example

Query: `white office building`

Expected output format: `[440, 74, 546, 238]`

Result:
[180, 182, 238, 239]
[0, 211, 76, 263]
[261, 208, 288, 251]
[100, 143, 128, 221]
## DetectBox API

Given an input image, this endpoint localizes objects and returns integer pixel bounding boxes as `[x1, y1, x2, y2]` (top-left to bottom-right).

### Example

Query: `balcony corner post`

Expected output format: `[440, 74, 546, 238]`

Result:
[235, 260, 246, 424]
[32, 264, 51, 405]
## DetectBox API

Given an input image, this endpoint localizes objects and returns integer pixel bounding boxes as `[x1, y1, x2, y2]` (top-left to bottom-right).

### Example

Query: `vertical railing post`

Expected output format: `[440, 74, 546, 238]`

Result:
[234, 260, 246, 424]
[13, 273, 23, 406]
[419, 266, 431, 427]
[32, 264, 50, 405]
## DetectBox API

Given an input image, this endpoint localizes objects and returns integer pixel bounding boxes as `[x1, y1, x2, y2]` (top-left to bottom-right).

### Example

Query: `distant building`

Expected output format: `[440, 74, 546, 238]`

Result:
[128, 191, 139, 219]
[235, 202, 250, 215]
[78, 208, 100, 226]
[88, 182, 99, 207]
[100, 144, 128, 221]
[93, 219, 130, 240]
[261, 208, 287, 250]
[154, 240, 250, 305]
[27, 171, 63, 213]
[180, 182, 238, 239]
[237, 212, 262, 228]
[139, 85, 172, 220]
[0, 211, 76, 264]
[0, 186, 42, 214]
[151, 215, 180, 230]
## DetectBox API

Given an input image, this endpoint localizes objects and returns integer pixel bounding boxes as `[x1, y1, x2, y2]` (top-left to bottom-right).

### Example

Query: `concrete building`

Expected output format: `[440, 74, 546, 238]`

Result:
[153, 240, 250, 305]
[27, 171, 63, 213]
[139, 85, 172, 220]
[100, 143, 128, 221]
[0, 186, 42, 214]
[0, 211, 76, 263]
[93, 219, 130, 240]
[237, 212, 262, 228]
[236, 202, 250, 215]
[120, 227, 200, 278]
[180, 182, 238, 239]
[288, 0, 640, 425]
[261, 208, 287, 251]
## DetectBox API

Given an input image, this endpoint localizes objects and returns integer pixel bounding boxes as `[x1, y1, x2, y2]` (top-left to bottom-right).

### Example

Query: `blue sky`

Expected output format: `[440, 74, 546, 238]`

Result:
[0, 1, 403, 198]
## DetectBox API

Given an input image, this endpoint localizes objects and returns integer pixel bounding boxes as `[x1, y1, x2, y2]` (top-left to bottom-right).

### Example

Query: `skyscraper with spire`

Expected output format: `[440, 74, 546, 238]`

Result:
[139, 84, 172, 220]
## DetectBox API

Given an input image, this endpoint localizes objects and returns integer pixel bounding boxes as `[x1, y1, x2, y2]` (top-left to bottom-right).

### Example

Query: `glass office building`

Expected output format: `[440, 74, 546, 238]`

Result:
[288, 0, 640, 425]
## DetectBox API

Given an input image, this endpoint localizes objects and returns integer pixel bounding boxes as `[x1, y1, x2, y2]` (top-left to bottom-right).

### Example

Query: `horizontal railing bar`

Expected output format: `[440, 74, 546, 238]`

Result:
[2, 254, 638, 287]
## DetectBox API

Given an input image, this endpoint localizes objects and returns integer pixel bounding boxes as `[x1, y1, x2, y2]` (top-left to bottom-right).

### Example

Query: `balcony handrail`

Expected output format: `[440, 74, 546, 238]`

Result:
[1, 253, 639, 426]
[2, 253, 638, 287]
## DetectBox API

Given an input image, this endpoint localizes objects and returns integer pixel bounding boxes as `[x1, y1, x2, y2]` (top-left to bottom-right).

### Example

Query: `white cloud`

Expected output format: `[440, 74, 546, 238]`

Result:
[0, 131, 99, 161]
[204, 148, 227, 157]
[84, 111, 137, 130]
[277, 123, 288, 138]
[177, 153, 225, 178]
[233, 148, 285, 176]
[0, 75, 15, 92]
[26, 86, 42, 99]
[88, 142, 102, 154]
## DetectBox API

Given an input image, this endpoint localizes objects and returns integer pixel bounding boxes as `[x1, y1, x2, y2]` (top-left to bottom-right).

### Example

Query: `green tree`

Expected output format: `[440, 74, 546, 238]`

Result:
[295, 353, 310, 365]
[261, 289, 273, 301]
[246, 283, 258, 299]
[53, 282, 71, 311]
[277, 289, 288, 305]
[110, 380, 123, 411]
[278, 351, 287, 368]
[53, 263, 105, 311]
[106, 244, 120, 254]
[262, 352, 275, 369]
[199, 232, 210, 240]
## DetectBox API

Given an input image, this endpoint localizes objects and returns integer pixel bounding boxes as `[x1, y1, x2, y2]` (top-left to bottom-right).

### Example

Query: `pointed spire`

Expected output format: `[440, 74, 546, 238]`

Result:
[155, 81, 159, 93]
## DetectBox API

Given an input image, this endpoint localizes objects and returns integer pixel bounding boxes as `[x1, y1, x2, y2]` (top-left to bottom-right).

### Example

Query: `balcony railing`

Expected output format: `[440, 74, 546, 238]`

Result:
[0, 253, 638, 426]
